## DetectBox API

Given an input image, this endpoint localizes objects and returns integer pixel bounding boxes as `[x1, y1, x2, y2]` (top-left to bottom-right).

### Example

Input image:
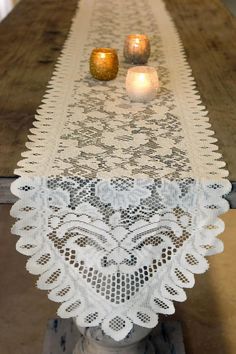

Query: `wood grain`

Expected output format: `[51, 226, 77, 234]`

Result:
[0, 178, 17, 203]
[164, 0, 236, 182]
[0, 0, 78, 176]
[0, 0, 235, 183]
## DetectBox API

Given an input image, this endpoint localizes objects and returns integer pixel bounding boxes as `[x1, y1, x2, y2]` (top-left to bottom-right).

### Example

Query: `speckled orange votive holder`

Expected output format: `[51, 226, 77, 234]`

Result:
[90, 48, 119, 81]
[124, 34, 151, 65]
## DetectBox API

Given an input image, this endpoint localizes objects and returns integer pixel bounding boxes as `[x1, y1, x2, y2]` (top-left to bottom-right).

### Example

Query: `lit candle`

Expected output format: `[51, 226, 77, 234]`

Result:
[90, 48, 119, 81]
[126, 66, 159, 103]
[124, 34, 150, 64]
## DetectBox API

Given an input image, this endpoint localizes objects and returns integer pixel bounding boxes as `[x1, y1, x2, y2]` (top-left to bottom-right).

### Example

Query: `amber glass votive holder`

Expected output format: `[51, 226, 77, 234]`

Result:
[90, 48, 119, 81]
[124, 34, 151, 65]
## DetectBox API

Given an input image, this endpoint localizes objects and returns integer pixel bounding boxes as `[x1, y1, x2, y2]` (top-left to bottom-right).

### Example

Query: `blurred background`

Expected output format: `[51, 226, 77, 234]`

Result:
[224, 0, 236, 14]
[0, 0, 236, 22]
[0, 0, 19, 21]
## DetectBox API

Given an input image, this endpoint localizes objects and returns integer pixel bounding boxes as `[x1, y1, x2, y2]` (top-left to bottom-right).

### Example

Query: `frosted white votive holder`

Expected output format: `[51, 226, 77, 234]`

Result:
[126, 66, 159, 103]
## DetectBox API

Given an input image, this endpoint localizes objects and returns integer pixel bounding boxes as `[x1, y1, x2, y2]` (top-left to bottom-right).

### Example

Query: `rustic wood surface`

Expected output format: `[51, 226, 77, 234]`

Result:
[0, 0, 235, 195]
[164, 0, 236, 182]
[0, 0, 78, 176]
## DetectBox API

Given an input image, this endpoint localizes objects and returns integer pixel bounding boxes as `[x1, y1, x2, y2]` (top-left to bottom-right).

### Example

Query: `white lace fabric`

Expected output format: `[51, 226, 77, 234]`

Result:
[10, 0, 231, 341]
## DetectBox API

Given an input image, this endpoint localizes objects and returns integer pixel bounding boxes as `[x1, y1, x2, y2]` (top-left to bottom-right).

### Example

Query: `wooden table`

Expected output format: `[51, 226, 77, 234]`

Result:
[0, 0, 235, 205]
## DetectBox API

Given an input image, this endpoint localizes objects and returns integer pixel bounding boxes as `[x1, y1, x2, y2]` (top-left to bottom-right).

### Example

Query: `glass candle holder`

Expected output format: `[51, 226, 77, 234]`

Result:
[126, 66, 159, 103]
[90, 48, 119, 81]
[124, 34, 150, 64]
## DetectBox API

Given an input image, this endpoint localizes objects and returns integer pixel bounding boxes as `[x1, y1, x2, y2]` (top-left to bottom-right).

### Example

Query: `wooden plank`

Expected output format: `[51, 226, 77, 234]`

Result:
[0, 178, 17, 203]
[0, 0, 78, 176]
[0, 0, 236, 206]
[164, 0, 236, 183]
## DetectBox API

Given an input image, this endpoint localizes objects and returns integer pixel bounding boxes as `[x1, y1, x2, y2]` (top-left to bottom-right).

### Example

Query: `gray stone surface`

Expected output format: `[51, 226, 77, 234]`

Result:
[42, 319, 185, 354]
[222, 0, 236, 15]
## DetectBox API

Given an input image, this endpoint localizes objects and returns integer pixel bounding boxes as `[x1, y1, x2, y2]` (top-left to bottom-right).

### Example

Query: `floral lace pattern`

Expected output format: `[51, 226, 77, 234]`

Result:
[14, 0, 227, 180]
[10, 0, 231, 341]
[11, 177, 230, 341]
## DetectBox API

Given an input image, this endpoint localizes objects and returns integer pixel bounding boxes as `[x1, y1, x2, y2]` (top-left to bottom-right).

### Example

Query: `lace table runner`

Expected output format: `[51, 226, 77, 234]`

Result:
[10, 0, 231, 341]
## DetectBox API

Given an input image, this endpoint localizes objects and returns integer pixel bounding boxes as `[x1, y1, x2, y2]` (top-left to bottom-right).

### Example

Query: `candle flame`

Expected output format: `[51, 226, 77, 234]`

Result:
[133, 38, 140, 48]
[138, 73, 146, 82]
[100, 53, 106, 59]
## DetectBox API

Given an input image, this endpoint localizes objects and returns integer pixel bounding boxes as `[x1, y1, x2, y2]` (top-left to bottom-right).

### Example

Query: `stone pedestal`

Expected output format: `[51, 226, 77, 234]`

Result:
[74, 325, 154, 354]
[42, 318, 186, 354]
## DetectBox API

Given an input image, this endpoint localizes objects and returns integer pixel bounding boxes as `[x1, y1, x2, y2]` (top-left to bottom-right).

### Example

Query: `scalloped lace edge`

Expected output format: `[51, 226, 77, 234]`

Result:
[13, 0, 229, 180]
[10, 178, 231, 340]
[14, 0, 94, 176]
[149, 0, 228, 179]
